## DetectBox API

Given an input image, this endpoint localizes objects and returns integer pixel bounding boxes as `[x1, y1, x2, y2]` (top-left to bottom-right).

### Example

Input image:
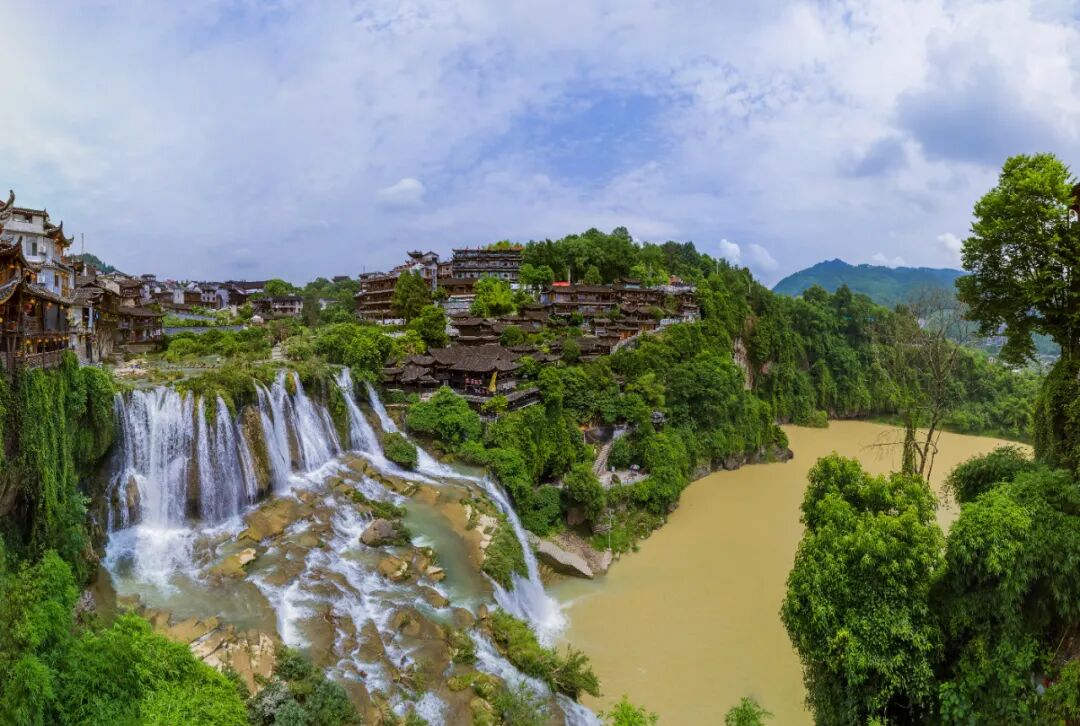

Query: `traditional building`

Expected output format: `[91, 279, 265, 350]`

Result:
[450, 246, 522, 283]
[355, 251, 441, 323]
[0, 191, 75, 370]
[0, 203, 76, 298]
[382, 343, 540, 410]
[253, 295, 303, 318]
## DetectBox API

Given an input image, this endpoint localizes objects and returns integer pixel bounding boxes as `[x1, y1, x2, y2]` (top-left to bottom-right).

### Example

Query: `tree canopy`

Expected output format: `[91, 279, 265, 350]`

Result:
[956, 153, 1079, 363]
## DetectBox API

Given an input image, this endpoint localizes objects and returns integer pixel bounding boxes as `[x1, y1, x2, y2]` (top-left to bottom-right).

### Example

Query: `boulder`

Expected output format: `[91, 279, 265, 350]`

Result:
[527, 533, 594, 579]
[210, 548, 258, 578]
[360, 518, 398, 547]
[425, 565, 446, 583]
[240, 497, 311, 542]
[418, 586, 449, 609]
[377, 554, 409, 582]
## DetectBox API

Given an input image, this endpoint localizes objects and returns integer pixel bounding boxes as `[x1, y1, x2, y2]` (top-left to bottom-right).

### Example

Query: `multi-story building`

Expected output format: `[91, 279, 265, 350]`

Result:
[253, 295, 303, 318]
[0, 203, 76, 298]
[0, 192, 74, 370]
[450, 246, 522, 283]
[355, 250, 440, 323]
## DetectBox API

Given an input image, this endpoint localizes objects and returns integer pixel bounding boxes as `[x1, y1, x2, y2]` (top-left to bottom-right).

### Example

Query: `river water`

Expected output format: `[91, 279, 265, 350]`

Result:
[553, 421, 1026, 725]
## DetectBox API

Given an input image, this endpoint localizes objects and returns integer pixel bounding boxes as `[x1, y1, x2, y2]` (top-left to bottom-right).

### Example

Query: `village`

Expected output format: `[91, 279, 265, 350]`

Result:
[0, 190, 699, 410]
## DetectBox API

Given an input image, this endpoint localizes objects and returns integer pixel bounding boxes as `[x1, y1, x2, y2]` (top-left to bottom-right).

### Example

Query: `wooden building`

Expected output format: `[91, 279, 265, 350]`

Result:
[0, 240, 72, 371]
[382, 343, 540, 410]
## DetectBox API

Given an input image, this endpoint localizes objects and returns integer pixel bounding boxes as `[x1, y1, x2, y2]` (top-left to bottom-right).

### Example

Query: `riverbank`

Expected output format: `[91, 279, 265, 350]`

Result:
[554, 421, 1027, 724]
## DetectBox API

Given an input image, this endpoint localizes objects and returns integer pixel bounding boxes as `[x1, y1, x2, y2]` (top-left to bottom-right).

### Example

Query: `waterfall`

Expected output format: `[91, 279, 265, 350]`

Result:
[334, 369, 382, 455]
[256, 381, 293, 490]
[290, 372, 339, 468]
[364, 381, 465, 478]
[109, 387, 196, 529]
[365, 380, 399, 433]
[110, 372, 346, 532]
[362, 382, 563, 639]
[476, 476, 567, 644]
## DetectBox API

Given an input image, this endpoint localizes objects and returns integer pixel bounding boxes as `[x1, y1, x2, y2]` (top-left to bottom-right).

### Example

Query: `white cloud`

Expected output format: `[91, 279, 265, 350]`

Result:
[871, 253, 907, 267]
[716, 239, 742, 264]
[937, 232, 963, 265]
[376, 177, 426, 208]
[746, 243, 778, 271]
[1, 1, 1078, 281]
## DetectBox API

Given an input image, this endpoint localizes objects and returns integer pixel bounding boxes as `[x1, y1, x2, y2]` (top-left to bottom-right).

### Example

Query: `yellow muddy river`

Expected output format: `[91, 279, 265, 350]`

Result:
[554, 421, 1027, 725]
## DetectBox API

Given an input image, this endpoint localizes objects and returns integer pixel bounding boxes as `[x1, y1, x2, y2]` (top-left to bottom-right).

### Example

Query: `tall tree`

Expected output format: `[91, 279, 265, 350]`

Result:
[782, 455, 944, 725]
[956, 153, 1079, 363]
[392, 271, 431, 322]
[470, 277, 515, 317]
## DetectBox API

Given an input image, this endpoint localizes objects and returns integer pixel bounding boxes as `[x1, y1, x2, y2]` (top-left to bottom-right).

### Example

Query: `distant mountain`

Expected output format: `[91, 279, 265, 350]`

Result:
[71, 253, 116, 274]
[773, 258, 964, 307]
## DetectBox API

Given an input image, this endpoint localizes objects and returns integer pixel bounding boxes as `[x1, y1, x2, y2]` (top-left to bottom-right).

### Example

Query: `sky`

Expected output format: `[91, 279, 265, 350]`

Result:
[2, 0, 1080, 286]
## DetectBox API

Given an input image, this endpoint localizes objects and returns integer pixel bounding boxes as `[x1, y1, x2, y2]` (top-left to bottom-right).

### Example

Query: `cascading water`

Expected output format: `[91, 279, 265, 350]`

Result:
[103, 369, 594, 724]
[364, 381, 469, 479]
[335, 369, 382, 455]
[364, 382, 566, 640]
[476, 476, 567, 644]
[291, 372, 340, 466]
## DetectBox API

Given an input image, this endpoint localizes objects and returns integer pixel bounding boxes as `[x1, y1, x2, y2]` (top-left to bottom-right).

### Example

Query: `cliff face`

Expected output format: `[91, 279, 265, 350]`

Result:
[0, 355, 117, 578]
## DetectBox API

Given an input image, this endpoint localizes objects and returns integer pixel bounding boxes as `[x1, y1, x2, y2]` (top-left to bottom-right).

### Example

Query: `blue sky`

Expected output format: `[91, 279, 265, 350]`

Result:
[2, 0, 1079, 285]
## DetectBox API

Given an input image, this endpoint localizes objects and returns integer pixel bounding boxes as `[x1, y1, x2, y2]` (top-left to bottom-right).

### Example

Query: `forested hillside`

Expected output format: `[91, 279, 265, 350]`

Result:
[773, 258, 963, 307]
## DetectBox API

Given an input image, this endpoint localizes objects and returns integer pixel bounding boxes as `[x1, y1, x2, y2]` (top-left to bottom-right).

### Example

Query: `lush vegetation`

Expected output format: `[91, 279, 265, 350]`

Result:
[247, 647, 359, 725]
[782, 153, 1080, 724]
[723, 697, 772, 726]
[0, 548, 249, 725]
[0, 355, 116, 580]
[487, 610, 600, 700]
[383, 431, 418, 469]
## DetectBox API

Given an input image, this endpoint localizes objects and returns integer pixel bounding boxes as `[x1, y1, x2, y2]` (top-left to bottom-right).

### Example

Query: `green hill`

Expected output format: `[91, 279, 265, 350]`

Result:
[773, 258, 963, 307]
[70, 252, 116, 274]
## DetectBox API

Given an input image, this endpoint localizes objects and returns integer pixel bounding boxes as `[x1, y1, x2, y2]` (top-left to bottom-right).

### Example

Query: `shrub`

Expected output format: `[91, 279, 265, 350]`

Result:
[944, 446, 1035, 504]
[405, 387, 482, 452]
[482, 520, 527, 589]
[384, 432, 419, 469]
[488, 611, 600, 700]
[563, 463, 606, 522]
[724, 697, 772, 726]
[602, 696, 659, 726]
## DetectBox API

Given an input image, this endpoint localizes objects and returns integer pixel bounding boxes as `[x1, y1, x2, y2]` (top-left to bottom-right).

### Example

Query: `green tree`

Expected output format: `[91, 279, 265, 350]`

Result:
[409, 305, 448, 348]
[956, 153, 1079, 363]
[471, 276, 515, 317]
[262, 278, 297, 297]
[392, 271, 431, 322]
[781, 455, 944, 725]
[584, 265, 603, 284]
[520, 262, 555, 290]
[602, 696, 659, 725]
[563, 462, 605, 522]
[724, 697, 772, 726]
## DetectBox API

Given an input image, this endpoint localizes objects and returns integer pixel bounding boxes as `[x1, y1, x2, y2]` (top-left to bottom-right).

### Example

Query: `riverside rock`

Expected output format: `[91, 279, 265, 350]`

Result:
[527, 533, 594, 579]
[360, 518, 398, 546]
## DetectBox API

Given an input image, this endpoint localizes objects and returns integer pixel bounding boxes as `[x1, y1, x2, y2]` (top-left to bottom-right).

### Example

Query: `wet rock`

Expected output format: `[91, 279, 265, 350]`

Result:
[476, 604, 489, 621]
[418, 586, 449, 609]
[240, 497, 311, 542]
[376, 554, 409, 582]
[425, 565, 446, 583]
[210, 547, 258, 578]
[124, 475, 141, 520]
[166, 616, 219, 644]
[528, 533, 594, 579]
[360, 518, 398, 546]
[240, 406, 272, 498]
[451, 608, 476, 629]
[390, 608, 422, 637]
